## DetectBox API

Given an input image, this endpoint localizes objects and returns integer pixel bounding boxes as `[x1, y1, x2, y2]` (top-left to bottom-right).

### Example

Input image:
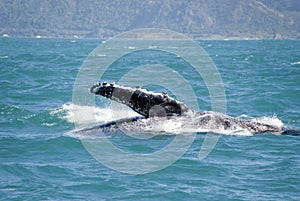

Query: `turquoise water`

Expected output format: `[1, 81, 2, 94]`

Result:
[0, 37, 299, 200]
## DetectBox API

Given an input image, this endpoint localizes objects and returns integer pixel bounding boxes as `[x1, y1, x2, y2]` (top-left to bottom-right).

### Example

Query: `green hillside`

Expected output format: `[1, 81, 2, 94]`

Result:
[0, 0, 299, 39]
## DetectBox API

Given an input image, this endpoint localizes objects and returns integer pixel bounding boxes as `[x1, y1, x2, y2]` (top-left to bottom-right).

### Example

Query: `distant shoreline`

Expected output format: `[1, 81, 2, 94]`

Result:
[1, 33, 299, 41]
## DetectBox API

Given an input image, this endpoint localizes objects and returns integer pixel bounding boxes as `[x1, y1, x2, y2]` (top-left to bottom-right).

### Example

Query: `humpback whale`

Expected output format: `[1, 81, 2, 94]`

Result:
[89, 82, 285, 134]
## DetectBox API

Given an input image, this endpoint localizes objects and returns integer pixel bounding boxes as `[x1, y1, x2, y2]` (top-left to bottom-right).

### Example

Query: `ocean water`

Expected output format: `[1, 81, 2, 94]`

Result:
[0, 37, 299, 200]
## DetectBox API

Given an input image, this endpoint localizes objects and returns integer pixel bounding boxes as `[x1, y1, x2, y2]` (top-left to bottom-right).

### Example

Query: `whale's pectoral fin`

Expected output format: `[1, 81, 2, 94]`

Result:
[90, 82, 192, 118]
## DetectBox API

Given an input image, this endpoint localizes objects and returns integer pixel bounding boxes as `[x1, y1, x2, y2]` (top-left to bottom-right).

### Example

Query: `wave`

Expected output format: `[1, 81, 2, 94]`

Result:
[0, 103, 72, 131]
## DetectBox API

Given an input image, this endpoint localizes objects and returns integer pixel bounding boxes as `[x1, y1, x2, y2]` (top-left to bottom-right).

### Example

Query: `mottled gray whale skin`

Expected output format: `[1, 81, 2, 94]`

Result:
[90, 82, 284, 134]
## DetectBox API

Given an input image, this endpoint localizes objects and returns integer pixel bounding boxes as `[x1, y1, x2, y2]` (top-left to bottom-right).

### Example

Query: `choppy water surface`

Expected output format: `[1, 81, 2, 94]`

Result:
[0, 38, 299, 200]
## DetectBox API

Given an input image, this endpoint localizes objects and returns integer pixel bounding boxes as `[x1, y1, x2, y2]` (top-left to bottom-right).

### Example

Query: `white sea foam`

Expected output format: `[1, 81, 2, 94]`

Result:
[290, 61, 300, 65]
[55, 102, 140, 126]
[237, 114, 284, 129]
[251, 116, 284, 129]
